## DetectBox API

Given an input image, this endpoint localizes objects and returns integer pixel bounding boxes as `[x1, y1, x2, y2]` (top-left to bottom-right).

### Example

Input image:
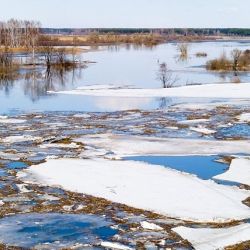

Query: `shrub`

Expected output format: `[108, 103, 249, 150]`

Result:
[206, 52, 232, 71]
[196, 52, 207, 57]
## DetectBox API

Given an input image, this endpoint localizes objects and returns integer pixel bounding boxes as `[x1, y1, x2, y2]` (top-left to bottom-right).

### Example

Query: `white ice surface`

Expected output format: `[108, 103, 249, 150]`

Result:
[190, 126, 216, 135]
[215, 158, 250, 186]
[49, 83, 250, 98]
[173, 223, 250, 250]
[39, 142, 80, 149]
[0, 118, 26, 124]
[75, 134, 250, 157]
[19, 158, 250, 223]
[100, 242, 133, 250]
[237, 113, 250, 123]
[2, 135, 41, 143]
[140, 221, 163, 231]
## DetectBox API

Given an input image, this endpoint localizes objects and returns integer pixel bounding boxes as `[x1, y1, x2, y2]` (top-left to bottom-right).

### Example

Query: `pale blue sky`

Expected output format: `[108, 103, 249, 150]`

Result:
[1, 0, 249, 28]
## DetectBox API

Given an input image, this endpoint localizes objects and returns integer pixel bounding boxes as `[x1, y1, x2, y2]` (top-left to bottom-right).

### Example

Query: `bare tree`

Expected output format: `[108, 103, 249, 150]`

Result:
[42, 46, 55, 74]
[231, 49, 242, 72]
[156, 62, 179, 88]
[0, 19, 41, 50]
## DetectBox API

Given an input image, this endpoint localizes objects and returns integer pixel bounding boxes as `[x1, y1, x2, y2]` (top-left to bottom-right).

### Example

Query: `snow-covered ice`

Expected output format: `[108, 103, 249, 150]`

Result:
[39, 142, 80, 149]
[140, 221, 163, 231]
[237, 113, 250, 123]
[173, 223, 250, 250]
[19, 158, 250, 222]
[214, 158, 250, 186]
[75, 134, 250, 157]
[100, 241, 133, 250]
[0, 116, 26, 124]
[49, 83, 250, 99]
[2, 135, 41, 143]
[190, 126, 216, 135]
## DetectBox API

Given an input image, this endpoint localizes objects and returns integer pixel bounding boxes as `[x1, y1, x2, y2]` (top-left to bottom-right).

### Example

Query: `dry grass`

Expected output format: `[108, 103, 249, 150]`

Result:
[207, 50, 250, 71]
[225, 241, 250, 250]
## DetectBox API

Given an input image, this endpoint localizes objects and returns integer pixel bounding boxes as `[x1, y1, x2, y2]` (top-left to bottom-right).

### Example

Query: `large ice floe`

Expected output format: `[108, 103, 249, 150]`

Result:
[75, 134, 250, 157]
[173, 223, 250, 250]
[214, 158, 250, 186]
[49, 83, 250, 98]
[19, 158, 250, 223]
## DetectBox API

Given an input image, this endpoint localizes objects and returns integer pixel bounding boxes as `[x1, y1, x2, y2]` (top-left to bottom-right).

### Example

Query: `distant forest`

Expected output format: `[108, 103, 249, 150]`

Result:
[42, 28, 250, 36]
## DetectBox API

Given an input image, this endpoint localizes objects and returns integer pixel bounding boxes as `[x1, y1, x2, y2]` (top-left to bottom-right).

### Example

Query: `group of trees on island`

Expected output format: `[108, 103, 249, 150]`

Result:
[207, 49, 250, 72]
[0, 19, 83, 72]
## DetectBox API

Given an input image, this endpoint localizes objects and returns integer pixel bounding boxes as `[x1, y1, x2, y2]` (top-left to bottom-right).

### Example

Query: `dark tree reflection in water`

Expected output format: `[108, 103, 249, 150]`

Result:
[0, 72, 18, 96]
[158, 97, 173, 109]
[23, 67, 84, 102]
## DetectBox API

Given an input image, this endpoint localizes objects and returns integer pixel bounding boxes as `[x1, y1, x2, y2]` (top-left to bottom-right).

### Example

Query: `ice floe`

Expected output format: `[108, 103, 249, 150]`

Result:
[19, 158, 250, 222]
[190, 126, 216, 135]
[237, 113, 250, 123]
[75, 134, 250, 157]
[100, 241, 133, 250]
[140, 221, 163, 231]
[178, 119, 209, 124]
[215, 158, 250, 186]
[49, 83, 250, 99]
[2, 135, 41, 143]
[173, 223, 250, 250]
[39, 142, 80, 149]
[0, 117, 26, 124]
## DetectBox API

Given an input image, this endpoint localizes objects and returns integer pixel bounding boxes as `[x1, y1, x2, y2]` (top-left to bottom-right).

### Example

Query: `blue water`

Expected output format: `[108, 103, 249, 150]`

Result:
[1, 41, 250, 114]
[7, 161, 28, 170]
[0, 169, 7, 177]
[124, 155, 229, 180]
[0, 213, 117, 248]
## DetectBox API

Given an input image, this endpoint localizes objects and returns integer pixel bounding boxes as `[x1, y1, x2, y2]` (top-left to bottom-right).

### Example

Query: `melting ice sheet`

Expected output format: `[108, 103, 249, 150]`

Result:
[0, 213, 117, 249]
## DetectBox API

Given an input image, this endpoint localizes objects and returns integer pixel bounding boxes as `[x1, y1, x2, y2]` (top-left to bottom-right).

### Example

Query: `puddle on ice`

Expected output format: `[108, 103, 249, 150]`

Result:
[0, 213, 117, 249]
[124, 155, 228, 180]
[6, 161, 28, 170]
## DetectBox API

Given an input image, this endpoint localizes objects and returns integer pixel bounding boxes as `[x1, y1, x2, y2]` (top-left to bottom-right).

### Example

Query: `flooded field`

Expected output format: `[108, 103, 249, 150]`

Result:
[0, 41, 250, 249]
[1, 41, 250, 114]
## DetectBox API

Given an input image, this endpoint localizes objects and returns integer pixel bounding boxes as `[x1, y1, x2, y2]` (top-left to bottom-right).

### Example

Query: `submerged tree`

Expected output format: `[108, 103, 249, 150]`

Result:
[231, 49, 242, 72]
[156, 62, 179, 88]
[177, 43, 189, 61]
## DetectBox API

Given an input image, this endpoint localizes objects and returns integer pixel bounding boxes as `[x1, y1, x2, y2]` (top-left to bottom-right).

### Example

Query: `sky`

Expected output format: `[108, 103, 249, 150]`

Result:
[1, 0, 250, 28]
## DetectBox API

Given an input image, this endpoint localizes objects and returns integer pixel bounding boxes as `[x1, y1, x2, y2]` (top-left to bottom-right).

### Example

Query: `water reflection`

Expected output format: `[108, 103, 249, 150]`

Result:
[1, 41, 250, 114]
[107, 43, 157, 52]
[0, 72, 19, 95]
[4, 67, 84, 102]
[158, 97, 173, 109]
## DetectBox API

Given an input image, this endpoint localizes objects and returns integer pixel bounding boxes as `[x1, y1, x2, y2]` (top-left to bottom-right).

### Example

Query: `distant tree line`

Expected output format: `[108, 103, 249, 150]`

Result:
[41, 28, 250, 37]
[0, 19, 41, 48]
